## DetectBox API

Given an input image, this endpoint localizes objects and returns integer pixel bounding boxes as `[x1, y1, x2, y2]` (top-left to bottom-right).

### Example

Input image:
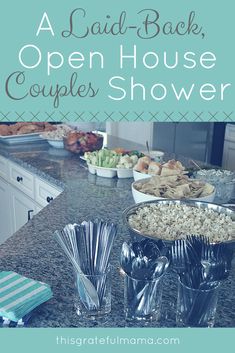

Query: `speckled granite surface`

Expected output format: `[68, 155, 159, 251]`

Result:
[0, 137, 234, 328]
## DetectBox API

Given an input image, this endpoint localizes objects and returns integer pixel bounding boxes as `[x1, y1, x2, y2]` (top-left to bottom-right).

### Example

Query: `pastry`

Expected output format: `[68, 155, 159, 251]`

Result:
[0, 124, 11, 136]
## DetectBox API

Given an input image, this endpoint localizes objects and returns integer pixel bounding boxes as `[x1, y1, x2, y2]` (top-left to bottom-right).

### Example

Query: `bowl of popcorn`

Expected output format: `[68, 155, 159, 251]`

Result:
[123, 199, 235, 248]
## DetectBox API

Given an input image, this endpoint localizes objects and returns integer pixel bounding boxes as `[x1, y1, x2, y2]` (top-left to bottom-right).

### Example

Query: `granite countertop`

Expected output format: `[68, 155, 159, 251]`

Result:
[0, 137, 234, 328]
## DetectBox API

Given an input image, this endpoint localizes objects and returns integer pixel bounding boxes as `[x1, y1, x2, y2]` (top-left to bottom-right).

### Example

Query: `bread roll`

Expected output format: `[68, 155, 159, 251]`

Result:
[0, 124, 11, 136]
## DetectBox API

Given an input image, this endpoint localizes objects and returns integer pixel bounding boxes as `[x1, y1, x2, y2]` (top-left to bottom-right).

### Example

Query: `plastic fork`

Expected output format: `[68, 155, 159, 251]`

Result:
[171, 239, 187, 274]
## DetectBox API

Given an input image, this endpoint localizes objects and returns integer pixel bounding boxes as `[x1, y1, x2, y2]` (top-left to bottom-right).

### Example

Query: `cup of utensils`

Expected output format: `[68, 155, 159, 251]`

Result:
[55, 221, 233, 325]
[121, 235, 232, 325]
[120, 239, 170, 322]
[171, 235, 233, 327]
[55, 219, 117, 318]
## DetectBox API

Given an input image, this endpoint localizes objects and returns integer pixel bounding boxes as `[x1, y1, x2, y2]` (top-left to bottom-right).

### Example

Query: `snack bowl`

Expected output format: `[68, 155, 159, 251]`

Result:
[194, 169, 235, 203]
[133, 169, 152, 181]
[132, 182, 162, 203]
[122, 199, 235, 249]
[47, 139, 64, 149]
[131, 179, 216, 204]
[117, 168, 133, 179]
[88, 164, 97, 175]
[87, 163, 134, 179]
[87, 164, 117, 178]
[96, 167, 117, 178]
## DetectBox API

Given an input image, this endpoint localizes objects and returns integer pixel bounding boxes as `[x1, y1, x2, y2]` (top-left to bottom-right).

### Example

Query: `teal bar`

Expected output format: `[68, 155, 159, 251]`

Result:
[0, 0, 234, 118]
[0, 328, 235, 353]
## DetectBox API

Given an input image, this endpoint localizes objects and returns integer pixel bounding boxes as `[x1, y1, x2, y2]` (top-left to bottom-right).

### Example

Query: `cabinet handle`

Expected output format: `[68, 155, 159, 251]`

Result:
[17, 176, 23, 182]
[28, 209, 34, 221]
[46, 196, 53, 203]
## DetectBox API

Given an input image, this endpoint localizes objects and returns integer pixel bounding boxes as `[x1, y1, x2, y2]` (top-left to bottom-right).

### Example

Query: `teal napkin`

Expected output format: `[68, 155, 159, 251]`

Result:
[0, 271, 53, 322]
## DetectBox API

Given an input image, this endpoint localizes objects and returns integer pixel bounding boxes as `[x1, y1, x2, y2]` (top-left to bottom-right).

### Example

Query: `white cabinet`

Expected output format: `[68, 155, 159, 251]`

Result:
[222, 124, 235, 171]
[224, 124, 235, 141]
[223, 141, 235, 171]
[0, 156, 63, 243]
[10, 187, 36, 233]
[35, 205, 43, 215]
[0, 177, 13, 244]
[0, 156, 8, 180]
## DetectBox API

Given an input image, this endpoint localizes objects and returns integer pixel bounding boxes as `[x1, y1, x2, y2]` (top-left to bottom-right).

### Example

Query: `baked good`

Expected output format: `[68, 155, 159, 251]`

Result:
[0, 125, 11, 136]
[0, 122, 56, 136]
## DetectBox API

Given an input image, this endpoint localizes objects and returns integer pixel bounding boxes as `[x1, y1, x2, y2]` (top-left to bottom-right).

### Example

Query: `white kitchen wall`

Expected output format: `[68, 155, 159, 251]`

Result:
[106, 122, 154, 148]
[106, 122, 214, 162]
[69, 122, 105, 131]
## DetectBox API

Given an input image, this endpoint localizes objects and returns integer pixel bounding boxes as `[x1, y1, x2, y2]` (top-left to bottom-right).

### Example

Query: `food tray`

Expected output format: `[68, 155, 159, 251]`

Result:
[0, 133, 45, 145]
[87, 163, 133, 179]
[40, 136, 64, 149]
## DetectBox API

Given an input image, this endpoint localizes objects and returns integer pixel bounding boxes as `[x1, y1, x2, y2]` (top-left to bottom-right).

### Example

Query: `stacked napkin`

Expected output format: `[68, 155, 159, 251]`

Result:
[0, 271, 53, 322]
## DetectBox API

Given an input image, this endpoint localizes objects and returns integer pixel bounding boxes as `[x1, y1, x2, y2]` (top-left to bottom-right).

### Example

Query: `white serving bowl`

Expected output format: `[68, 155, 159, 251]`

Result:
[88, 165, 97, 175]
[117, 168, 133, 178]
[87, 164, 117, 178]
[87, 163, 134, 179]
[131, 179, 216, 204]
[47, 139, 64, 149]
[96, 167, 117, 178]
[133, 169, 152, 181]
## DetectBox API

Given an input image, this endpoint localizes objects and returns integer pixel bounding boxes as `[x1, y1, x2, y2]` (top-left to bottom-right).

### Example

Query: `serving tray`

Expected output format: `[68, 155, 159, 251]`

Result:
[87, 163, 133, 179]
[0, 133, 45, 145]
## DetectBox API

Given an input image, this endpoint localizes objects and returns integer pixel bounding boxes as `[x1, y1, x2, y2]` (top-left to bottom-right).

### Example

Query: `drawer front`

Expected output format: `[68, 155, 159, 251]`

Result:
[35, 178, 62, 207]
[9, 163, 34, 197]
[0, 155, 9, 180]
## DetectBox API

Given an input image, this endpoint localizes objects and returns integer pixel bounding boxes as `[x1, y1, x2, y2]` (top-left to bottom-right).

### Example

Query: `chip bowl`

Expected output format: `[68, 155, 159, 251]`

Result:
[131, 179, 216, 204]
[133, 169, 152, 181]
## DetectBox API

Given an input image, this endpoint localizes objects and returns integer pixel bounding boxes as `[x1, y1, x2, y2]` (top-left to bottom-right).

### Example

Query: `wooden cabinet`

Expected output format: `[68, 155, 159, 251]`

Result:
[0, 177, 13, 244]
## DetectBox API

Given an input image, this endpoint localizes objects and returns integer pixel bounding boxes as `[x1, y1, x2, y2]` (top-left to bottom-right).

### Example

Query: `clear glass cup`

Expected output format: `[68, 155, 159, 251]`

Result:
[176, 278, 221, 327]
[124, 273, 163, 322]
[74, 266, 112, 318]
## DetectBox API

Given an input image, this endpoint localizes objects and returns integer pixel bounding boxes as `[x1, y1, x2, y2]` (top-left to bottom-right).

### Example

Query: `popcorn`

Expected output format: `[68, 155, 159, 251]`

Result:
[128, 204, 234, 242]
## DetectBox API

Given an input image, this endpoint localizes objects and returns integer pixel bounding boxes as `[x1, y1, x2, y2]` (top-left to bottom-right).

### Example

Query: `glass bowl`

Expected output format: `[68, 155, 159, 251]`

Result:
[194, 169, 235, 204]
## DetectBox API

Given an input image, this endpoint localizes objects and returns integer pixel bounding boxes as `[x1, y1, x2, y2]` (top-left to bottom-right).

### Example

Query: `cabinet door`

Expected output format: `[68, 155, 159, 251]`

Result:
[10, 187, 36, 233]
[35, 205, 42, 215]
[222, 141, 235, 171]
[0, 177, 13, 244]
[0, 155, 9, 180]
